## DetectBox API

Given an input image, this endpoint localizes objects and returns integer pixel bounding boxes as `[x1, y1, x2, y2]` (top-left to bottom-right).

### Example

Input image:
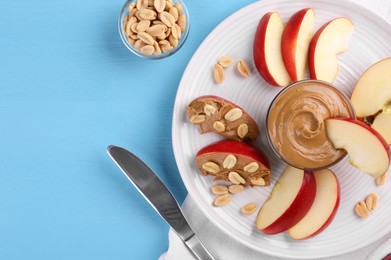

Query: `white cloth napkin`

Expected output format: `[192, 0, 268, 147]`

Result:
[161, 0, 391, 259]
[160, 196, 391, 260]
[368, 240, 391, 260]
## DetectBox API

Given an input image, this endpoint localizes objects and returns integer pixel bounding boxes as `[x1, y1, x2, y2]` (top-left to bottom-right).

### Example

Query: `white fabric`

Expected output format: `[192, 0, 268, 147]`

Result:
[160, 196, 391, 260]
[161, 0, 391, 259]
[367, 239, 391, 260]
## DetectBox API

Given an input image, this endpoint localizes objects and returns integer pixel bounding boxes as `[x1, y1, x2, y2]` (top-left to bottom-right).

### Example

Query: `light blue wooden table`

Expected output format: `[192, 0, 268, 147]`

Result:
[0, 0, 255, 259]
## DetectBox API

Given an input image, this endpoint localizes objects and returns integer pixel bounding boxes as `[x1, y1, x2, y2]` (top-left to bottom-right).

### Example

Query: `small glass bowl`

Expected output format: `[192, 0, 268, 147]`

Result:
[265, 80, 356, 171]
[118, 0, 190, 59]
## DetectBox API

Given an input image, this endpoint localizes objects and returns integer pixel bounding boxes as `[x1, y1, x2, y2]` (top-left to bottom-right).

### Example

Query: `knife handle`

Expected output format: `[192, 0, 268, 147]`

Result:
[186, 233, 216, 260]
[107, 146, 216, 259]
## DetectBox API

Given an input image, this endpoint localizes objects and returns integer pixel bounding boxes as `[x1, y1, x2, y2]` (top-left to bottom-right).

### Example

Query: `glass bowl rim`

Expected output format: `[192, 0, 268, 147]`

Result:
[118, 0, 190, 60]
[265, 79, 357, 171]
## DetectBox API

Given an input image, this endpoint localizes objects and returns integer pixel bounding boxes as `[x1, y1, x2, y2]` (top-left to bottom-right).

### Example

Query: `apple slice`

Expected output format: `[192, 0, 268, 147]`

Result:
[187, 95, 259, 141]
[351, 57, 391, 117]
[308, 17, 353, 83]
[195, 140, 271, 186]
[281, 8, 315, 82]
[325, 118, 390, 178]
[372, 112, 391, 145]
[256, 166, 316, 235]
[253, 12, 291, 86]
[288, 169, 340, 240]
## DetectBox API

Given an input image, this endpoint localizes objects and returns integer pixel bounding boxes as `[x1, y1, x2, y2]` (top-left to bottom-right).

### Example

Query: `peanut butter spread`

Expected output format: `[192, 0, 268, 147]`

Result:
[267, 81, 354, 169]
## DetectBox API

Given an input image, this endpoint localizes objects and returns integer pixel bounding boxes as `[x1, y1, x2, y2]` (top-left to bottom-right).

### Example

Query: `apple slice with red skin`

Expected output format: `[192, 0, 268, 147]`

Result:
[372, 112, 391, 145]
[187, 95, 259, 141]
[256, 166, 316, 235]
[253, 12, 291, 86]
[288, 169, 340, 240]
[308, 17, 353, 83]
[350, 57, 391, 144]
[351, 57, 391, 117]
[195, 140, 271, 187]
[281, 8, 315, 82]
[325, 118, 390, 178]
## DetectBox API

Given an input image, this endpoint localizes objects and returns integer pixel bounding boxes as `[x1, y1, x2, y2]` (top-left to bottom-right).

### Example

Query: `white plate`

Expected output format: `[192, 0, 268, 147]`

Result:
[172, 0, 391, 258]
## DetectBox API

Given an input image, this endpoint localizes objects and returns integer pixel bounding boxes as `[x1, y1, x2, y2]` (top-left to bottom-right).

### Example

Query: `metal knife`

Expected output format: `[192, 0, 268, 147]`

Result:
[107, 145, 216, 260]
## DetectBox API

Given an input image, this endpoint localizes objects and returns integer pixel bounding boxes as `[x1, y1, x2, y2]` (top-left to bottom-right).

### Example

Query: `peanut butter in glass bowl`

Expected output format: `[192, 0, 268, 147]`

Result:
[266, 80, 355, 170]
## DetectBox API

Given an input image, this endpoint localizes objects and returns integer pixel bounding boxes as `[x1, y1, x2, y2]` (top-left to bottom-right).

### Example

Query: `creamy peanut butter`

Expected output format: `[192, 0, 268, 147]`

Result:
[267, 80, 354, 169]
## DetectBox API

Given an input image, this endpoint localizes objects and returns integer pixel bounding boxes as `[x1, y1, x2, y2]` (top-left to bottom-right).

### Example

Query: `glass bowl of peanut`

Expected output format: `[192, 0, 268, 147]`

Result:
[119, 0, 190, 59]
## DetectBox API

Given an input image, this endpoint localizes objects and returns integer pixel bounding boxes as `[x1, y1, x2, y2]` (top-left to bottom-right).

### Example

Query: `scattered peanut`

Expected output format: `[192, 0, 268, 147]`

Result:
[138, 32, 155, 45]
[212, 121, 226, 132]
[147, 24, 165, 36]
[355, 192, 379, 218]
[168, 34, 178, 47]
[131, 23, 139, 33]
[355, 200, 370, 218]
[249, 176, 265, 186]
[214, 194, 231, 207]
[224, 108, 242, 122]
[228, 171, 246, 185]
[165, 0, 172, 11]
[136, 9, 157, 20]
[237, 60, 251, 78]
[130, 34, 139, 40]
[156, 32, 167, 40]
[202, 161, 221, 174]
[170, 7, 179, 22]
[175, 3, 182, 13]
[136, 0, 149, 10]
[129, 3, 137, 16]
[177, 13, 186, 32]
[228, 184, 244, 194]
[189, 114, 206, 124]
[134, 39, 145, 50]
[129, 2, 136, 12]
[211, 185, 228, 195]
[237, 123, 248, 138]
[218, 56, 234, 68]
[127, 37, 136, 45]
[161, 43, 173, 53]
[213, 64, 225, 84]
[153, 41, 162, 55]
[376, 172, 387, 186]
[241, 203, 257, 214]
[171, 24, 182, 39]
[154, 0, 165, 13]
[243, 162, 259, 173]
[126, 17, 137, 35]
[203, 104, 217, 116]
[223, 154, 237, 169]
[365, 193, 378, 212]
[136, 20, 151, 32]
[140, 45, 155, 55]
[159, 11, 176, 27]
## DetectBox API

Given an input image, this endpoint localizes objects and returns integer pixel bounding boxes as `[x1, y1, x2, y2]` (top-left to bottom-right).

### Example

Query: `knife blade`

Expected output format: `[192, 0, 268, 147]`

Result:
[107, 145, 216, 260]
